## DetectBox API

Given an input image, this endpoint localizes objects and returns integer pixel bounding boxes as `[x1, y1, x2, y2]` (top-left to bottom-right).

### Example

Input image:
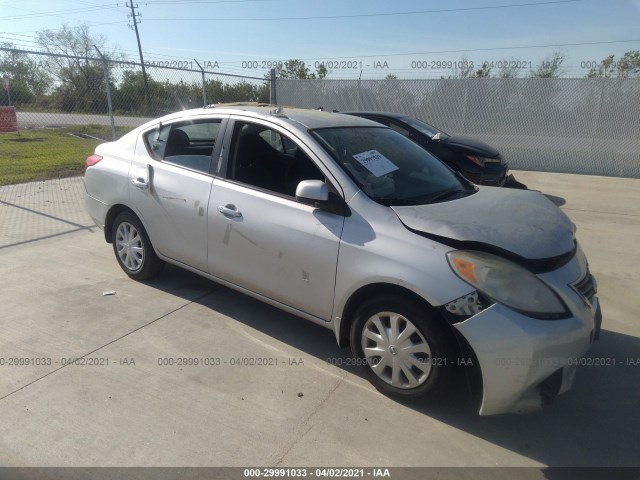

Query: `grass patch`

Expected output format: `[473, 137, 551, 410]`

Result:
[73, 124, 132, 139]
[0, 128, 105, 186]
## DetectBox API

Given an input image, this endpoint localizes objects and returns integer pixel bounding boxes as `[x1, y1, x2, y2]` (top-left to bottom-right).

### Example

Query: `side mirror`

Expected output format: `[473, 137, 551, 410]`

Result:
[295, 180, 329, 207]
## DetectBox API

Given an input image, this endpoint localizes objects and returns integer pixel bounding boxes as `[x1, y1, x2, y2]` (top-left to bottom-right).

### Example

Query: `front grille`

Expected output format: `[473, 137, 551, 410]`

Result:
[573, 268, 596, 302]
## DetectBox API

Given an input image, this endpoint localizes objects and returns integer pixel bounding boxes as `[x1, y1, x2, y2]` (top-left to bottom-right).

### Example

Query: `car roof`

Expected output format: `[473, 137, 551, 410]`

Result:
[154, 104, 384, 130]
[342, 111, 410, 120]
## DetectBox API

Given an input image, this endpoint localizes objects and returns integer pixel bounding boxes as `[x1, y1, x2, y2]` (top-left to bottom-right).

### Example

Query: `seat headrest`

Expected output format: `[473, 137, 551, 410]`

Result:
[167, 128, 190, 148]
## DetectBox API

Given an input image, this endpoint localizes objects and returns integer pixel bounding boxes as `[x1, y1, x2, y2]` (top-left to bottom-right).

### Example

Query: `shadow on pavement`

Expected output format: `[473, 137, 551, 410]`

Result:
[145, 265, 639, 468]
[544, 194, 567, 206]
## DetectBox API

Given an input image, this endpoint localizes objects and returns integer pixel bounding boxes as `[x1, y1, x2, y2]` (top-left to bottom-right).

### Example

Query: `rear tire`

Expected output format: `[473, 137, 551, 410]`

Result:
[112, 212, 165, 280]
[350, 296, 453, 401]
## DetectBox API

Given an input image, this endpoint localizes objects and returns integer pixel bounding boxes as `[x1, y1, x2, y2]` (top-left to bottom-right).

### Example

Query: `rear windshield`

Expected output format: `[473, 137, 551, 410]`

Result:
[311, 126, 464, 205]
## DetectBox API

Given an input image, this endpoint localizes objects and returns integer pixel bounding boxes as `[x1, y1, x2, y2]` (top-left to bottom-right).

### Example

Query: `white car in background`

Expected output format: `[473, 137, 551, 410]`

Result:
[84, 105, 602, 415]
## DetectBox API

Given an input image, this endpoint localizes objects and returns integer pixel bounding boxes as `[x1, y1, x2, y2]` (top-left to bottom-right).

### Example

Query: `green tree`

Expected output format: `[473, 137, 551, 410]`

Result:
[586, 54, 616, 78]
[530, 51, 564, 78]
[496, 58, 525, 78]
[35, 24, 121, 112]
[0, 43, 51, 107]
[204, 78, 269, 105]
[385, 73, 398, 80]
[586, 51, 639, 78]
[471, 62, 492, 78]
[616, 50, 640, 78]
[441, 55, 475, 79]
[275, 59, 326, 79]
[114, 70, 169, 114]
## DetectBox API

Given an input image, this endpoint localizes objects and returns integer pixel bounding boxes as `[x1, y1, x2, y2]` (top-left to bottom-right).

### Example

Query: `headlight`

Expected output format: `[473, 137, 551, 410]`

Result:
[466, 155, 486, 167]
[447, 250, 569, 319]
[467, 155, 504, 166]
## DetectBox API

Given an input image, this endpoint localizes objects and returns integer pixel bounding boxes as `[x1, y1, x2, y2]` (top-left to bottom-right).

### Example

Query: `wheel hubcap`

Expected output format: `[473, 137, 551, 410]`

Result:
[361, 312, 432, 389]
[115, 222, 144, 272]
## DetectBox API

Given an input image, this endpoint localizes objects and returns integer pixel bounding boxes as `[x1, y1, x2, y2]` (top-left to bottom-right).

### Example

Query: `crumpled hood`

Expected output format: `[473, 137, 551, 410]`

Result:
[391, 187, 575, 260]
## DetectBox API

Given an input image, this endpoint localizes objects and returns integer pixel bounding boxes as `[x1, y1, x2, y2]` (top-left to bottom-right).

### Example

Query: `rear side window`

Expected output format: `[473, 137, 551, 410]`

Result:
[144, 119, 222, 174]
[146, 125, 171, 159]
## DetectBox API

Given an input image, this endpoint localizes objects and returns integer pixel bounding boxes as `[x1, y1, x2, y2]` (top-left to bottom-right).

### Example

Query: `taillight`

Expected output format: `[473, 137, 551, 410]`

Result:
[84, 154, 103, 171]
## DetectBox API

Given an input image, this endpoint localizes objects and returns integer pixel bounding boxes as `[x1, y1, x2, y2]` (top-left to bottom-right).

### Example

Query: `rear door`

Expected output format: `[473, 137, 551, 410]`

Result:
[129, 116, 227, 272]
[206, 118, 345, 321]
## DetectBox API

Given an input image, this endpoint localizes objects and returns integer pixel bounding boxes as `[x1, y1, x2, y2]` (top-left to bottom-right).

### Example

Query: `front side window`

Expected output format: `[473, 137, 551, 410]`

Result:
[312, 126, 469, 205]
[227, 122, 324, 197]
[386, 121, 411, 137]
[402, 117, 445, 138]
[144, 119, 222, 173]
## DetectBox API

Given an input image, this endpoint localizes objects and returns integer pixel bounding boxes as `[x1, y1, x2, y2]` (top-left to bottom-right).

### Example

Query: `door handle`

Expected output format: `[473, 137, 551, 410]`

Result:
[131, 177, 149, 190]
[217, 205, 242, 218]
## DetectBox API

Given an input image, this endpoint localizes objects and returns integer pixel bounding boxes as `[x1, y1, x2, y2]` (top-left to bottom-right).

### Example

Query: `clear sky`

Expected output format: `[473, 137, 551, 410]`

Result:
[1, 0, 639, 78]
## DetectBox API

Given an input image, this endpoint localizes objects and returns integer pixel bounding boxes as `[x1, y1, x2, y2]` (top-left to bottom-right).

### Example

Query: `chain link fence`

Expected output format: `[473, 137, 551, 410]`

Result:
[2, 47, 638, 179]
[0, 47, 270, 140]
[276, 78, 640, 178]
[0, 46, 272, 185]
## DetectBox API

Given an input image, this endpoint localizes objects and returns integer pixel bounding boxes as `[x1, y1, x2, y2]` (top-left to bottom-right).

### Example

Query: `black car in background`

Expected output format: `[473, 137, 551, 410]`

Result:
[343, 111, 526, 189]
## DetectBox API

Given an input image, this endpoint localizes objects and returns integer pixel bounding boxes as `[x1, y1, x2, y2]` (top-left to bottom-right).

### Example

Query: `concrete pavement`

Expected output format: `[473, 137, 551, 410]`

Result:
[0, 172, 638, 468]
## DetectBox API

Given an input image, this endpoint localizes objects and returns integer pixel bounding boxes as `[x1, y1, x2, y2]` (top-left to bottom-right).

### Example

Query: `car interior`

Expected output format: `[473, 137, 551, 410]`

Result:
[146, 121, 220, 173]
[230, 122, 324, 197]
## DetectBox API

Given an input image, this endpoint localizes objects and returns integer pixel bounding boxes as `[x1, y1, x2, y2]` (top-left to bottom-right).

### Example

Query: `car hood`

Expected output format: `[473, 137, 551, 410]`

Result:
[440, 135, 501, 158]
[391, 187, 575, 260]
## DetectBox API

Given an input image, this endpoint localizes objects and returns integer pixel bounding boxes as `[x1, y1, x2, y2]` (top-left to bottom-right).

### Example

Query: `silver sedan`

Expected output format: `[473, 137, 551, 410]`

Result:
[84, 105, 601, 415]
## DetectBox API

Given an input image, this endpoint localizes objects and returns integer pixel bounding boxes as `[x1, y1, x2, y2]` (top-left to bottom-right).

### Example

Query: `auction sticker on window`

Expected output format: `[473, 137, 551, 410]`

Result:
[352, 150, 399, 177]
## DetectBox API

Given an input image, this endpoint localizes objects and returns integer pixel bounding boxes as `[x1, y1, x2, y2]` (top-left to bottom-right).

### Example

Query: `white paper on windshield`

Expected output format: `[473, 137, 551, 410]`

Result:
[352, 150, 399, 177]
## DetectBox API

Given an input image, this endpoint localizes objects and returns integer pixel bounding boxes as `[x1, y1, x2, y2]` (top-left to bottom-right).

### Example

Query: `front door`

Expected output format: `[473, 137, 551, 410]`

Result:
[207, 119, 344, 320]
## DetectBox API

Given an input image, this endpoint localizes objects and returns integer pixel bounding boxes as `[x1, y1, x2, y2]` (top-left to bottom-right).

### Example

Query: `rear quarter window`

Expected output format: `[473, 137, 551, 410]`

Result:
[143, 119, 222, 174]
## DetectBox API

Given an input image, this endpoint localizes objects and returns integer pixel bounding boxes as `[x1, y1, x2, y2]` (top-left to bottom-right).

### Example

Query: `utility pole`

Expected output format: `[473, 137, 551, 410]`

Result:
[126, 2, 150, 112]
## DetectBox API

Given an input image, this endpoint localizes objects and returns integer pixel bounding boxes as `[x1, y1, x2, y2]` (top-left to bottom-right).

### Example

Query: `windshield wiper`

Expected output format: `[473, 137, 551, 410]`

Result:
[377, 198, 423, 206]
[428, 188, 467, 203]
[379, 188, 472, 206]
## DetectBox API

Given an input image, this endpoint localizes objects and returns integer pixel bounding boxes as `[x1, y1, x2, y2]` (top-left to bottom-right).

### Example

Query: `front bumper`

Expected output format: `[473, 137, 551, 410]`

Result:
[462, 164, 508, 187]
[453, 252, 601, 415]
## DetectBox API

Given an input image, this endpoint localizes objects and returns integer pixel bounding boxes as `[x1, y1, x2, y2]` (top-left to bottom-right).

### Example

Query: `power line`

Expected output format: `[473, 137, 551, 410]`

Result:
[0, 4, 120, 21]
[145, 0, 277, 4]
[289, 38, 640, 62]
[2, 29, 637, 65]
[144, 0, 587, 22]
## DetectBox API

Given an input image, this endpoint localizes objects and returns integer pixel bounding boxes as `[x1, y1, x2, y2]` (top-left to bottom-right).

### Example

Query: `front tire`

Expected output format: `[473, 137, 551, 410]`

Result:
[350, 296, 453, 401]
[112, 212, 165, 280]
[504, 174, 528, 190]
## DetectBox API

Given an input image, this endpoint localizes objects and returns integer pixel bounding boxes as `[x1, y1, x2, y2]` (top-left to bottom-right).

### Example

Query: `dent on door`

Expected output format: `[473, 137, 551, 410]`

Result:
[129, 160, 213, 272]
[208, 184, 343, 320]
